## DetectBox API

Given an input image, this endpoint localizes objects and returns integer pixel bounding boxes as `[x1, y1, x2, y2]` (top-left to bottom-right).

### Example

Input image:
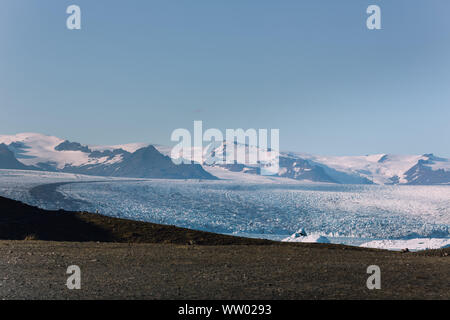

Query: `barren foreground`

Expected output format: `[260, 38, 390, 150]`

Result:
[0, 195, 448, 300]
[0, 240, 448, 299]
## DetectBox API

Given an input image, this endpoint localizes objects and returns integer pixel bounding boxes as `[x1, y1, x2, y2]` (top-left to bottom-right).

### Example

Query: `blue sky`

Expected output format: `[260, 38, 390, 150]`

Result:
[1, 1, 449, 156]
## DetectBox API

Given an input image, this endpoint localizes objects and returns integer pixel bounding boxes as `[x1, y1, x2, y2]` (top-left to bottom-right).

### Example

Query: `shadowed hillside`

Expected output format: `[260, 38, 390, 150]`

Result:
[0, 196, 270, 245]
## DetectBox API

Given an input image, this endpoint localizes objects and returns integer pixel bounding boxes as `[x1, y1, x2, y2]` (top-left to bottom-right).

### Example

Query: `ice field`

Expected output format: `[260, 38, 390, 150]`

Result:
[0, 170, 114, 204]
[0, 169, 449, 250]
[58, 180, 450, 239]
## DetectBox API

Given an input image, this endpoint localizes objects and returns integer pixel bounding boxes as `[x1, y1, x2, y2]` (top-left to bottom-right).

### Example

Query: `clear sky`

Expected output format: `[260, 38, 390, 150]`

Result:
[1, 0, 449, 156]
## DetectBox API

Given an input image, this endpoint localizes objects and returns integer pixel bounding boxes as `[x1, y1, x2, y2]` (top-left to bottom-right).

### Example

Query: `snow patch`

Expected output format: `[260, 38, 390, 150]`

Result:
[360, 238, 450, 251]
[283, 229, 331, 243]
[89, 142, 149, 153]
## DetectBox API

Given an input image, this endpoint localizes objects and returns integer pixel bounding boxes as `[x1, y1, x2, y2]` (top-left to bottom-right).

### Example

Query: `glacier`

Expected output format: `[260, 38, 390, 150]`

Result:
[0, 169, 448, 250]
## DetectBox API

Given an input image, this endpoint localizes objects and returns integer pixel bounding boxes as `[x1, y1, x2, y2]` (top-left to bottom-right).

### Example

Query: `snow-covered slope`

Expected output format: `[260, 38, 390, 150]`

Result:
[300, 153, 450, 185]
[0, 133, 216, 180]
[1, 133, 83, 169]
[199, 141, 450, 185]
[90, 142, 150, 153]
[1, 133, 449, 184]
[300, 153, 428, 185]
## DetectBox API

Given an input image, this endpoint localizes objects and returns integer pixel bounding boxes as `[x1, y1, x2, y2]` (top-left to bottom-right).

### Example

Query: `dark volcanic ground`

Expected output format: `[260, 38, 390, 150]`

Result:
[0, 241, 449, 299]
[0, 196, 448, 299]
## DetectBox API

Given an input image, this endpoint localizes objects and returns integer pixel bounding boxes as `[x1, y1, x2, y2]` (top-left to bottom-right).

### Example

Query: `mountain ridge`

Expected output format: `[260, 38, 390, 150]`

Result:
[0, 133, 216, 180]
[198, 141, 450, 185]
[0, 133, 449, 185]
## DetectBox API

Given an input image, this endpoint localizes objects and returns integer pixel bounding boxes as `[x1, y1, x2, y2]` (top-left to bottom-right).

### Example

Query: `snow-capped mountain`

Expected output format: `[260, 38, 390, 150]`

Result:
[0, 133, 449, 185]
[197, 141, 450, 185]
[0, 143, 34, 170]
[0, 133, 216, 180]
[201, 141, 340, 183]
[298, 153, 450, 185]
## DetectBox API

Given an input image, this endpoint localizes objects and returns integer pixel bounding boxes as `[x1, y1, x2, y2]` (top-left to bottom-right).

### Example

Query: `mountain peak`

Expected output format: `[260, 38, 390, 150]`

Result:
[0, 133, 217, 180]
[0, 143, 32, 170]
[55, 140, 92, 153]
[0, 132, 448, 184]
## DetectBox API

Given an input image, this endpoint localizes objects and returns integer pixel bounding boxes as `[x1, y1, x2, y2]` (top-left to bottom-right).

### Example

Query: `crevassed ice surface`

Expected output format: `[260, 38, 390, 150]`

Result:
[0, 169, 449, 241]
[0, 170, 112, 204]
[58, 180, 450, 239]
